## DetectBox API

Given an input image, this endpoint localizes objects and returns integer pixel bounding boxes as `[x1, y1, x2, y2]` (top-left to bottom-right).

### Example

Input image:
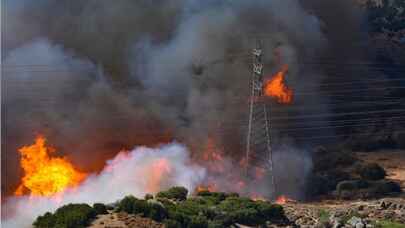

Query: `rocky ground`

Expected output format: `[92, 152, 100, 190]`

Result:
[280, 197, 405, 227]
[89, 211, 165, 228]
[277, 150, 405, 228]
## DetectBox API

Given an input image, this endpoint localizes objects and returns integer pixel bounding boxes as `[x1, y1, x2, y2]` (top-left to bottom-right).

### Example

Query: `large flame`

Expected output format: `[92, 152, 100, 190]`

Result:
[15, 136, 87, 197]
[147, 158, 172, 193]
[264, 65, 293, 104]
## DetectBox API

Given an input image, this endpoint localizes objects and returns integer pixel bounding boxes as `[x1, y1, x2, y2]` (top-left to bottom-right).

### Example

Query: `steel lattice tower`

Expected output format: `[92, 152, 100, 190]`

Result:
[245, 39, 275, 198]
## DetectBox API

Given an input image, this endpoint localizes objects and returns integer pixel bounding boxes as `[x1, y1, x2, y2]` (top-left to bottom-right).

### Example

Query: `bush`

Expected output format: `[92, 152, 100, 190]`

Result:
[164, 219, 182, 228]
[34, 204, 96, 228]
[145, 193, 154, 200]
[156, 186, 188, 201]
[148, 201, 168, 222]
[117, 195, 138, 214]
[188, 215, 208, 228]
[34, 212, 55, 228]
[217, 197, 285, 226]
[337, 180, 369, 194]
[116, 195, 169, 222]
[375, 220, 405, 228]
[116, 195, 152, 216]
[370, 180, 401, 194]
[357, 163, 386, 181]
[255, 201, 284, 221]
[197, 191, 239, 203]
[35, 187, 287, 228]
[93, 203, 108, 215]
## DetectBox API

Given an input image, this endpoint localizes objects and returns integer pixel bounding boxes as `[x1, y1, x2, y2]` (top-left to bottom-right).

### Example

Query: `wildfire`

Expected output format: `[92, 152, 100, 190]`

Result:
[264, 65, 293, 104]
[201, 137, 225, 173]
[275, 195, 295, 204]
[196, 184, 217, 193]
[147, 158, 172, 193]
[15, 136, 87, 197]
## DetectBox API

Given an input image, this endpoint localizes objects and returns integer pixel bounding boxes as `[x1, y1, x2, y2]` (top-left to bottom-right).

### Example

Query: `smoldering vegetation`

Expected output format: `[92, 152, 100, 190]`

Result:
[2, 0, 403, 200]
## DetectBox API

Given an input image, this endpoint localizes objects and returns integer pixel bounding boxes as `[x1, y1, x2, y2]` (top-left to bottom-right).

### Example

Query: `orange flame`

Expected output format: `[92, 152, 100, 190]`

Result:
[275, 195, 295, 204]
[264, 65, 293, 104]
[15, 136, 87, 197]
[196, 184, 217, 193]
[275, 195, 287, 204]
[202, 138, 225, 173]
[147, 158, 172, 193]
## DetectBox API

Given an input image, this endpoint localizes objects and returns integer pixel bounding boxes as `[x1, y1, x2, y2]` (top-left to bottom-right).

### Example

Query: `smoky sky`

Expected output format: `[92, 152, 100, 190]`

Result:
[2, 0, 368, 197]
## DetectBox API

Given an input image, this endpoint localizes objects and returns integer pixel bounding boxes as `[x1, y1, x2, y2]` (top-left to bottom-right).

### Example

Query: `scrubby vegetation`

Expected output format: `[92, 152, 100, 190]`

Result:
[155, 186, 189, 201]
[116, 188, 286, 227]
[366, 0, 405, 35]
[356, 163, 387, 181]
[308, 145, 402, 200]
[93, 203, 108, 215]
[375, 220, 405, 228]
[34, 187, 287, 228]
[33, 203, 100, 228]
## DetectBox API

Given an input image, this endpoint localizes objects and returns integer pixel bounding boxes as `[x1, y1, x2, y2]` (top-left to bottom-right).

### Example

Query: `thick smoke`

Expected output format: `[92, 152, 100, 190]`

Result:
[2, 143, 205, 228]
[2, 39, 172, 195]
[2, 0, 367, 202]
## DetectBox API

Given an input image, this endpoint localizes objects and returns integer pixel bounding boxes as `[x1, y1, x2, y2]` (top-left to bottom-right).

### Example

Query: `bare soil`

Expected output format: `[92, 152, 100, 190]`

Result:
[89, 211, 164, 228]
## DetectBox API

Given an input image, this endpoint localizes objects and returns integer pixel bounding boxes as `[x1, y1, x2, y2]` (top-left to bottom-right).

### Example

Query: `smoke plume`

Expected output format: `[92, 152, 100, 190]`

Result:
[2, 0, 368, 206]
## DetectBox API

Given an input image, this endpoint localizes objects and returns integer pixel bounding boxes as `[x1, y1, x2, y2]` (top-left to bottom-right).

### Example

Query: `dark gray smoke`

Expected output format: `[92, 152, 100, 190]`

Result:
[2, 0, 367, 200]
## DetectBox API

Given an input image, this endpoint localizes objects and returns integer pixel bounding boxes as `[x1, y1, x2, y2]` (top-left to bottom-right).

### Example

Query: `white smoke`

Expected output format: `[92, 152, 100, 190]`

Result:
[2, 143, 206, 228]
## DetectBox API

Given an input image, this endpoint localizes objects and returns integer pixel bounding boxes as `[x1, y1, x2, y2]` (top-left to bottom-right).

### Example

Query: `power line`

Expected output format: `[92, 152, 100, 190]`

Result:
[292, 130, 405, 141]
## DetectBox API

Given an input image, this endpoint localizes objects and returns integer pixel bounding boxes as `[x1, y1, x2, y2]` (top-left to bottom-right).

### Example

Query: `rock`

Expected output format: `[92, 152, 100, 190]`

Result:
[347, 216, 364, 228]
[329, 213, 342, 228]
[380, 201, 388, 209]
[331, 219, 342, 228]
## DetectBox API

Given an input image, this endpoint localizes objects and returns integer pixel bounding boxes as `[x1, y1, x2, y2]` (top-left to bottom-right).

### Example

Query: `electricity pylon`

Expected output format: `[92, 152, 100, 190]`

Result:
[245, 39, 275, 198]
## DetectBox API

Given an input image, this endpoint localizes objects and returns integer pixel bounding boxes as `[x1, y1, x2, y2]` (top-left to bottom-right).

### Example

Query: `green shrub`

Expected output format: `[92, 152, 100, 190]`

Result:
[255, 201, 284, 221]
[93, 203, 108, 215]
[337, 180, 368, 194]
[357, 163, 386, 180]
[375, 220, 405, 228]
[217, 197, 284, 226]
[34, 212, 55, 228]
[145, 193, 154, 200]
[156, 186, 188, 201]
[207, 220, 226, 228]
[318, 209, 330, 224]
[188, 215, 208, 228]
[132, 199, 150, 215]
[371, 180, 401, 194]
[34, 204, 96, 228]
[148, 202, 168, 222]
[196, 191, 238, 203]
[116, 195, 168, 222]
[117, 195, 138, 213]
[116, 195, 153, 216]
[34, 187, 286, 228]
[164, 219, 182, 228]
